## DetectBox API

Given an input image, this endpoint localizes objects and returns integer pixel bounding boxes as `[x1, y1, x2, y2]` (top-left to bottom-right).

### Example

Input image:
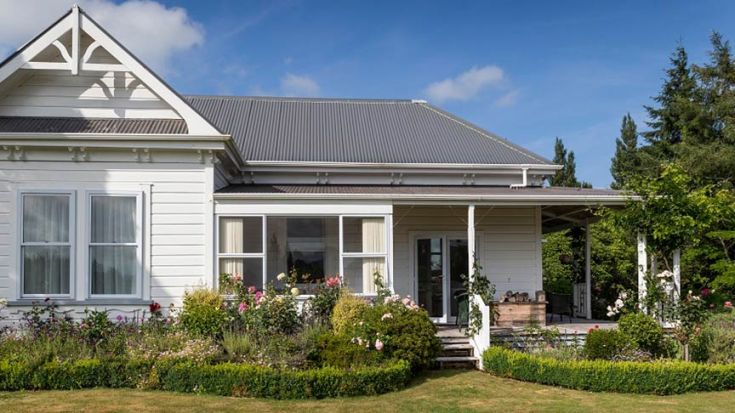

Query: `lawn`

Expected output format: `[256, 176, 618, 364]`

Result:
[2, 370, 735, 413]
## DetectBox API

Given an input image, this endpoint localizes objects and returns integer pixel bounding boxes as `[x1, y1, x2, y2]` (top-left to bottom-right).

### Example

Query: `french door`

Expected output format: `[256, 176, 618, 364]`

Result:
[414, 233, 470, 323]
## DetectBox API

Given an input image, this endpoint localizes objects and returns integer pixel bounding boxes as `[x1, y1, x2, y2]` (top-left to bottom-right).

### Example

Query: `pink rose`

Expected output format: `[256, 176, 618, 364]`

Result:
[725, 301, 733, 309]
[248, 286, 257, 294]
[238, 302, 248, 313]
[375, 339, 384, 351]
[326, 276, 341, 288]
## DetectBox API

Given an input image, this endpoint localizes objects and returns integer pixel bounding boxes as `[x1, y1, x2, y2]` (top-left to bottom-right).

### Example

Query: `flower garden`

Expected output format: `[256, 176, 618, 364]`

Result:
[482, 283, 735, 394]
[0, 272, 440, 399]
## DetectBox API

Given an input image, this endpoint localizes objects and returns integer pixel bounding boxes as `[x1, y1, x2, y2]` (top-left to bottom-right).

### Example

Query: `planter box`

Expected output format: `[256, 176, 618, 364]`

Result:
[494, 302, 546, 327]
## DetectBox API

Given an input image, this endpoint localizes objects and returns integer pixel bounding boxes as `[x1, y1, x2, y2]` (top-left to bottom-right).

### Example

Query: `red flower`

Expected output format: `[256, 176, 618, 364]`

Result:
[701, 287, 711, 298]
[325, 276, 341, 288]
[149, 301, 161, 314]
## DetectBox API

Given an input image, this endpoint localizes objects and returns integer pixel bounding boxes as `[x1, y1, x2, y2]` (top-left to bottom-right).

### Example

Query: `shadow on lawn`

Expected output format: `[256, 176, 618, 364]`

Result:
[405, 368, 477, 389]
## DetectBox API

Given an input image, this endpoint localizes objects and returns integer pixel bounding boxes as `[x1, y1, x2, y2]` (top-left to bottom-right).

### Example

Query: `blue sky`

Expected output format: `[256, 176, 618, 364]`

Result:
[3, 1, 735, 187]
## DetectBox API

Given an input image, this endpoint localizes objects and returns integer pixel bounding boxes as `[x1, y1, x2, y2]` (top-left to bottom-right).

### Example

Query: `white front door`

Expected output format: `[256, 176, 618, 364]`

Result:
[413, 233, 469, 323]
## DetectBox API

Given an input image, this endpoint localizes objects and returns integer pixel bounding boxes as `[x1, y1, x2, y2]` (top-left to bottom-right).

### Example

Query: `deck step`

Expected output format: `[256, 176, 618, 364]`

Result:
[435, 356, 479, 369]
[442, 343, 474, 350]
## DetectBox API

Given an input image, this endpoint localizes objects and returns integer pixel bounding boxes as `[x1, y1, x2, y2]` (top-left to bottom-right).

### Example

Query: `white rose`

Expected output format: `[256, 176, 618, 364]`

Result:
[290, 287, 300, 296]
[277, 273, 287, 281]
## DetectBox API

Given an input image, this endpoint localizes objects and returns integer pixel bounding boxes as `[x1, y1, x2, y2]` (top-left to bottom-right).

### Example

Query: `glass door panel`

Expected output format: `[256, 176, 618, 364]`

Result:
[416, 238, 443, 318]
[449, 239, 469, 318]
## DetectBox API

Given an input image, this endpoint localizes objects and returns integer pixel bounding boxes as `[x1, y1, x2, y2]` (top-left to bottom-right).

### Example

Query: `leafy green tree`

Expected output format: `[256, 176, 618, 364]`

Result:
[610, 114, 641, 189]
[548, 137, 592, 188]
[678, 32, 735, 187]
[643, 45, 699, 164]
[542, 231, 574, 294]
[611, 163, 735, 296]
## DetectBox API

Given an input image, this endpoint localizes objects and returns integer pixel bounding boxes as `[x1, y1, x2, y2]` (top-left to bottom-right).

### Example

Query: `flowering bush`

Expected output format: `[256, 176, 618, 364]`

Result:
[339, 295, 440, 370]
[303, 276, 343, 326]
[230, 284, 300, 337]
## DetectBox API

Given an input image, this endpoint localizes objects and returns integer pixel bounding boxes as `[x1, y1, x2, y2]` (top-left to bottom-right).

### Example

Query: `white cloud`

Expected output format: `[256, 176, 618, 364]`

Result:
[0, 0, 204, 74]
[280, 73, 320, 97]
[424, 65, 505, 103]
[494, 89, 520, 108]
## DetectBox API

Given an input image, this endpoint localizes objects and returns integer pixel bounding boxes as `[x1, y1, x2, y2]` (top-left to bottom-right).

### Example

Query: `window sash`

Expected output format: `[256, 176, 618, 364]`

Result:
[87, 193, 142, 298]
[19, 192, 74, 298]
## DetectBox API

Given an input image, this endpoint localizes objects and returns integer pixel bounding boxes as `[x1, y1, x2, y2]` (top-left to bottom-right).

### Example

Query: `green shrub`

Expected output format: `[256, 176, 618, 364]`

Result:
[316, 333, 385, 368]
[221, 331, 255, 360]
[376, 304, 441, 370]
[483, 347, 735, 394]
[691, 311, 735, 363]
[584, 329, 626, 360]
[0, 357, 411, 399]
[341, 299, 441, 370]
[331, 293, 369, 335]
[179, 288, 228, 337]
[618, 312, 665, 356]
[155, 359, 411, 399]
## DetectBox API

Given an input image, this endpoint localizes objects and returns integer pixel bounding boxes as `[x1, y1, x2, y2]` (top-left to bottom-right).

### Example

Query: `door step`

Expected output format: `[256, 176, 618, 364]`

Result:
[435, 330, 479, 369]
[435, 356, 479, 369]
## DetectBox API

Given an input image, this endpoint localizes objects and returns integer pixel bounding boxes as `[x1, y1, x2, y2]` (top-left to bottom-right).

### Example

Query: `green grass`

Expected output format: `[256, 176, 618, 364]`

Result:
[1, 369, 734, 412]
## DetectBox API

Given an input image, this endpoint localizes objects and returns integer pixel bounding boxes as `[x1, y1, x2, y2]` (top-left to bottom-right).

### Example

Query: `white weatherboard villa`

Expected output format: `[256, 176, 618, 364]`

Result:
[0, 6, 648, 345]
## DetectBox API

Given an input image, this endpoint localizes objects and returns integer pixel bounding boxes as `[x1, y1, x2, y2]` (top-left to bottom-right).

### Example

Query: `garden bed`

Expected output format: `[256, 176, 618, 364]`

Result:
[482, 347, 735, 395]
[0, 273, 439, 400]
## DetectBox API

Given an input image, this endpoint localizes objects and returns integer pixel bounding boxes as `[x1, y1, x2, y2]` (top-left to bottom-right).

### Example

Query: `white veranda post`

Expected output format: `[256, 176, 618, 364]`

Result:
[468, 205, 476, 282]
[637, 232, 648, 310]
[673, 248, 681, 302]
[585, 221, 592, 320]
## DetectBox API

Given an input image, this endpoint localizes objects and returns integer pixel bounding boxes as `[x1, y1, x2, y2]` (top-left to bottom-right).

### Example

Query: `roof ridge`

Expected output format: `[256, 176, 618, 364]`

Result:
[417, 103, 553, 165]
[184, 95, 415, 104]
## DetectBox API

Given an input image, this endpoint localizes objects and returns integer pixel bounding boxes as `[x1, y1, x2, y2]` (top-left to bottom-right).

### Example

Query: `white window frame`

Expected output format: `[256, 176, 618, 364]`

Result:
[339, 215, 390, 295]
[215, 215, 267, 289]
[18, 190, 76, 299]
[86, 191, 143, 299]
[215, 213, 391, 296]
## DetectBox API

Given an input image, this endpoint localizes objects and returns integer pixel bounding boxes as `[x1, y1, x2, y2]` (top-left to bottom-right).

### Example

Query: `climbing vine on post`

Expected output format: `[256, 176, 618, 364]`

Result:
[461, 260, 496, 337]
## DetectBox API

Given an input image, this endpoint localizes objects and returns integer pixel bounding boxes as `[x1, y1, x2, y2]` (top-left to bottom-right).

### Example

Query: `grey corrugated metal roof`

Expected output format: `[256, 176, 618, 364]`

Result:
[0, 117, 187, 134]
[216, 184, 622, 197]
[186, 96, 554, 166]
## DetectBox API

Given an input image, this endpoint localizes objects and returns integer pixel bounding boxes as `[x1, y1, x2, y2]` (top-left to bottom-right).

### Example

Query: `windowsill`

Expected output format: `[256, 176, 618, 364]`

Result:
[7, 298, 151, 307]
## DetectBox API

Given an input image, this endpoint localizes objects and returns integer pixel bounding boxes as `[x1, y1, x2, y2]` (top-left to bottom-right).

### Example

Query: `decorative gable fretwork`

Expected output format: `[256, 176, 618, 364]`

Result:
[0, 6, 220, 135]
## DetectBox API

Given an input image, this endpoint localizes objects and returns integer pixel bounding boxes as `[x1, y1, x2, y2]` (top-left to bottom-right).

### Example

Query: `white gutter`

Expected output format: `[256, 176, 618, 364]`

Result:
[242, 160, 563, 171]
[0, 132, 231, 141]
[509, 167, 529, 189]
[214, 192, 632, 205]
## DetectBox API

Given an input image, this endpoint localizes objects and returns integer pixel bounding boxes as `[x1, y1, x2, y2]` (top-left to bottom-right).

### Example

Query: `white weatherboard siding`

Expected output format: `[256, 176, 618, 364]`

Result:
[0, 70, 180, 119]
[0, 157, 213, 317]
[392, 205, 542, 298]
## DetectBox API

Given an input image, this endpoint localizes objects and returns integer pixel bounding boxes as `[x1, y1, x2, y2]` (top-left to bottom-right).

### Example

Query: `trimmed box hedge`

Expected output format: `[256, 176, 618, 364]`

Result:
[0, 358, 411, 399]
[483, 347, 735, 395]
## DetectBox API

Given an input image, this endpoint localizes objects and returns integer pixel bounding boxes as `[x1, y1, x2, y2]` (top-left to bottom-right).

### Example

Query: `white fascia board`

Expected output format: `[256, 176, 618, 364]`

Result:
[0, 14, 73, 85]
[213, 192, 632, 205]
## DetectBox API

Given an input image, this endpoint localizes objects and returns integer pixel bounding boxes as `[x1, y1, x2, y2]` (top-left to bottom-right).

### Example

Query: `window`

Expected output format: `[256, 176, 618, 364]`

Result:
[88, 194, 141, 297]
[218, 216, 264, 288]
[266, 217, 339, 288]
[216, 214, 389, 295]
[20, 193, 73, 296]
[341, 217, 387, 294]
